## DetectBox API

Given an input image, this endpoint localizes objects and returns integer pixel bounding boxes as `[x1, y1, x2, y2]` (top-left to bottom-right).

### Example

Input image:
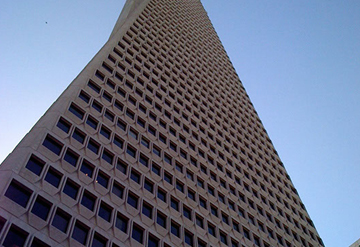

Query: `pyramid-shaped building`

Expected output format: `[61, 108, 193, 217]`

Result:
[0, 0, 324, 246]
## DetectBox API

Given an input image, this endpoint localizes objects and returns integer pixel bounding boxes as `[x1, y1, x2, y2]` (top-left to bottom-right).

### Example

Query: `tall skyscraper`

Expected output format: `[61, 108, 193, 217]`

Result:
[0, 0, 324, 246]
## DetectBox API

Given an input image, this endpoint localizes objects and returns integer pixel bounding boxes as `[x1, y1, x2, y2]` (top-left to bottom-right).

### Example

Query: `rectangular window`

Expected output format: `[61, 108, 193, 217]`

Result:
[3, 225, 29, 247]
[80, 160, 94, 178]
[72, 128, 86, 144]
[5, 180, 32, 208]
[132, 224, 143, 243]
[43, 135, 63, 155]
[157, 211, 166, 228]
[127, 192, 138, 209]
[69, 103, 85, 120]
[96, 171, 109, 188]
[171, 221, 180, 237]
[45, 167, 62, 188]
[64, 149, 79, 167]
[25, 155, 45, 176]
[63, 179, 79, 200]
[115, 213, 128, 233]
[52, 209, 71, 233]
[72, 221, 89, 245]
[81, 190, 96, 211]
[98, 201, 112, 222]
[57, 117, 71, 133]
[142, 202, 153, 219]
[31, 196, 52, 221]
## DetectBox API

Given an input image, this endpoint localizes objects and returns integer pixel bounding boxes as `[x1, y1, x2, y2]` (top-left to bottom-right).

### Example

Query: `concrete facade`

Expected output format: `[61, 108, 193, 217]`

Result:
[0, 0, 324, 246]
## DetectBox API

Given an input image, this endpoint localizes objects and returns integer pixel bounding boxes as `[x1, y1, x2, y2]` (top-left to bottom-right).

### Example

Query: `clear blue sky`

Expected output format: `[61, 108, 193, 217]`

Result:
[1, 1, 359, 246]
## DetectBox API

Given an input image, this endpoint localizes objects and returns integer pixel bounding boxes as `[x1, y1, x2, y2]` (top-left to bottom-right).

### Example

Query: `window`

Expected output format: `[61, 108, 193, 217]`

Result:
[171, 221, 180, 237]
[64, 149, 79, 167]
[220, 232, 227, 245]
[87, 139, 100, 154]
[132, 224, 143, 243]
[80, 160, 94, 178]
[153, 145, 161, 157]
[188, 189, 195, 200]
[129, 128, 138, 139]
[164, 153, 172, 164]
[5, 180, 32, 208]
[113, 135, 124, 149]
[115, 213, 128, 233]
[222, 213, 229, 224]
[57, 117, 71, 133]
[72, 221, 89, 245]
[157, 211, 166, 228]
[116, 159, 127, 174]
[140, 137, 149, 148]
[171, 197, 179, 211]
[126, 145, 137, 158]
[199, 197, 207, 209]
[130, 169, 141, 184]
[185, 231, 193, 246]
[210, 205, 218, 217]
[164, 172, 172, 184]
[148, 235, 159, 247]
[139, 154, 149, 167]
[43, 135, 63, 155]
[99, 201, 112, 222]
[30, 237, 50, 247]
[45, 167, 62, 187]
[176, 180, 184, 193]
[233, 221, 240, 232]
[87, 116, 98, 129]
[197, 178, 204, 188]
[152, 162, 161, 175]
[208, 223, 216, 236]
[25, 155, 45, 176]
[142, 202, 153, 219]
[72, 128, 86, 144]
[196, 215, 203, 228]
[127, 192, 138, 209]
[186, 170, 194, 180]
[31, 196, 52, 220]
[52, 209, 71, 233]
[112, 181, 124, 199]
[92, 233, 107, 247]
[183, 206, 191, 220]
[100, 126, 111, 139]
[144, 179, 154, 193]
[117, 119, 127, 131]
[96, 171, 109, 188]
[157, 188, 166, 202]
[69, 103, 85, 119]
[3, 225, 28, 247]
[81, 190, 96, 211]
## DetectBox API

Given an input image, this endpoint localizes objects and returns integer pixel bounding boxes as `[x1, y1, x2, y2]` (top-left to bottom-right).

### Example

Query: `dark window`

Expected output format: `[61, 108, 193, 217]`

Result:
[183, 206, 191, 220]
[104, 110, 115, 122]
[72, 128, 86, 144]
[171, 221, 180, 237]
[139, 154, 148, 167]
[52, 209, 71, 233]
[153, 145, 161, 156]
[100, 126, 111, 139]
[5, 180, 32, 208]
[144, 179, 154, 193]
[43, 135, 63, 155]
[31, 196, 52, 220]
[130, 170, 141, 184]
[164, 154, 172, 164]
[45, 167, 62, 187]
[126, 109, 135, 119]
[0, 217, 5, 232]
[87, 139, 100, 154]
[116, 159, 128, 174]
[64, 149, 79, 167]
[157, 189, 166, 202]
[80, 160, 94, 178]
[185, 231, 193, 246]
[148, 235, 159, 247]
[208, 224, 215, 236]
[157, 212, 166, 228]
[92, 101, 103, 113]
[3, 225, 28, 247]
[30, 237, 50, 247]
[115, 213, 128, 233]
[152, 162, 161, 175]
[211, 206, 218, 217]
[220, 232, 227, 245]
[196, 215, 203, 228]
[88, 80, 101, 93]
[198, 239, 206, 247]
[140, 137, 149, 148]
[171, 197, 179, 211]
[188, 189, 195, 200]
[126, 145, 136, 158]
[98, 202, 112, 222]
[25, 155, 45, 176]
[81, 190, 96, 211]
[72, 221, 89, 245]
[57, 117, 71, 133]
[69, 103, 85, 120]
[142, 202, 153, 219]
[96, 171, 109, 188]
[164, 172, 172, 184]
[222, 213, 229, 224]
[132, 224, 143, 243]
[127, 193, 138, 209]
[79, 90, 91, 103]
[199, 197, 206, 209]
[92, 233, 107, 247]
[113, 135, 124, 149]
[86, 116, 98, 129]
[102, 149, 114, 164]
[176, 181, 184, 193]
[63, 179, 79, 199]
[112, 182, 124, 199]
[117, 119, 127, 131]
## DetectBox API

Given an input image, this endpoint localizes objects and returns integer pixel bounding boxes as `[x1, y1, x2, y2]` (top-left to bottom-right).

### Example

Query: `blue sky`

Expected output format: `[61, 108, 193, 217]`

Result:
[1, 1, 359, 246]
